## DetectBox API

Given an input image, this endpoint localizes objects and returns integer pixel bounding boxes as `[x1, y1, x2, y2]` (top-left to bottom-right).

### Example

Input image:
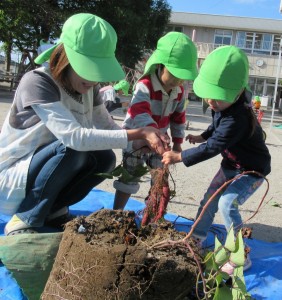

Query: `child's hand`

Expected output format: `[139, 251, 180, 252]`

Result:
[185, 134, 205, 144]
[172, 143, 182, 152]
[162, 151, 182, 165]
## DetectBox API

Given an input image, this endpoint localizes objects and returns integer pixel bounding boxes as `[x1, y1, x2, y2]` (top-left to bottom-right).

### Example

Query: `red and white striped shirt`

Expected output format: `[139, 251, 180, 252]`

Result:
[123, 72, 186, 144]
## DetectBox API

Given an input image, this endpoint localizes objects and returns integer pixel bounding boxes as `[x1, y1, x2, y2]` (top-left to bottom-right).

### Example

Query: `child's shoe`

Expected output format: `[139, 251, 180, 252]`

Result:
[243, 253, 252, 271]
[221, 261, 236, 276]
[221, 253, 252, 275]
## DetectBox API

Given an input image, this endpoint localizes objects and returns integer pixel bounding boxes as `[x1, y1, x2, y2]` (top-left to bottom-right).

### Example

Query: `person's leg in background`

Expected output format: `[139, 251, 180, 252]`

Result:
[104, 99, 122, 113]
[113, 152, 164, 210]
[113, 150, 144, 210]
[5, 140, 116, 235]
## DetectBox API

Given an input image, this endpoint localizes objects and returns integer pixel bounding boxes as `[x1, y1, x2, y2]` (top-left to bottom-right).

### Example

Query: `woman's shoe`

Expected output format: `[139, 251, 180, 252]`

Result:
[6, 228, 39, 236]
[45, 207, 75, 229]
[4, 215, 36, 236]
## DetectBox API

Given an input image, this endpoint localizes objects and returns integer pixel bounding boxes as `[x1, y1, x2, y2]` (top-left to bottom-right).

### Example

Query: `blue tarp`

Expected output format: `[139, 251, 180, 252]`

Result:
[0, 188, 281, 300]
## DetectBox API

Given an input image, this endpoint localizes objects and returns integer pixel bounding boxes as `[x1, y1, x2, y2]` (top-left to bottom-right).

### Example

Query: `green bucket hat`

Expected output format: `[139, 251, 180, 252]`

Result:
[254, 95, 261, 102]
[193, 45, 249, 103]
[34, 13, 125, 82]
[143, 32, 198, 80]
[114, 79, 130, 96]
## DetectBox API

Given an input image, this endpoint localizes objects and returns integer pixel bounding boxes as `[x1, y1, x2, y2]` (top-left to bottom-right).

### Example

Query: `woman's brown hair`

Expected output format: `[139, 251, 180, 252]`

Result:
[49, 44, 71, 89]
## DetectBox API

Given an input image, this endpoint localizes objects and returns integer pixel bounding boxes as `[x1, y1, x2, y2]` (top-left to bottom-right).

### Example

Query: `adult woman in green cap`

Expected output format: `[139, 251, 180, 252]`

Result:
[0, 13, 169, 235]
[162, 45, 271, 273]
[113, 31, 198, 210]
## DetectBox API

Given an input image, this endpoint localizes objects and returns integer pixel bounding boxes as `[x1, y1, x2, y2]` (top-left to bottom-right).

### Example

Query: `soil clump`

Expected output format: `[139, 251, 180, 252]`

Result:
[41, 209, 201, 299]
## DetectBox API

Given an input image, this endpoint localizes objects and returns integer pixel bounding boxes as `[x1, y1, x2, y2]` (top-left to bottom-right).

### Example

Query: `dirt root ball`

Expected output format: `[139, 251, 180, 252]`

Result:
[41, 209, 201, 299]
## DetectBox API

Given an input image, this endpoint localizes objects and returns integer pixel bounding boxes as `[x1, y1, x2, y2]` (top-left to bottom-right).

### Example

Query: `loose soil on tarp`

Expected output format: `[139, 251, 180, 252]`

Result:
[41, 209, 202, 300]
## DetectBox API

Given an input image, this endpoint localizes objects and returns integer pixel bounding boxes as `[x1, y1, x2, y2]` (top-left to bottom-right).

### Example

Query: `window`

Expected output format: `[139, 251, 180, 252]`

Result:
[174, 26, 183, 32]
[262, 34, 272, 50]
[245, 32, 253, 50]
[248, 77, 264, 96]
[166, 25, 183, 33]
[236, 32, 246, 48]
[214, 29, 232, 46]
[236, 31, 278, 55]
[253, 33, 272, 54]
[272, 34, 282, 55]
[166, 25, 173, 32]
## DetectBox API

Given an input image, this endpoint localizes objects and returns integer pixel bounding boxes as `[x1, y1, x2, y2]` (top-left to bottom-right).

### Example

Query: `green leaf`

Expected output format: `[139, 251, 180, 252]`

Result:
[232, 273, 251, 299]
[269, 201, 282, 208]
[224, 226, 236, 252]
[213, 284, 233, 300]
[201, 229, 249, 300]
[95, 165, 124, 179]
[215, 273, 224, 286]
[204, 252, 218, 272]
[230, 231, 245, 267]
[111, 165, 149, 183]
[95, 172, 114, 179]
[95, 163, 150, 184]
[119, 167, 135, 182]
[214, 236, 229, 265]
[233, 267, 246, 290]
[214, 236, 223, 252]
[232, 288, 245, 300]
[221, 270, 231, 281]
[111, 165, 124, 177]
[131, 164, 150, 177]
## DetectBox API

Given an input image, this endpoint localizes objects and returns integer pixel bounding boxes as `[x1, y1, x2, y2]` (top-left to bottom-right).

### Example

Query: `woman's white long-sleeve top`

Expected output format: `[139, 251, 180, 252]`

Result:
[0, 67, 127, 215]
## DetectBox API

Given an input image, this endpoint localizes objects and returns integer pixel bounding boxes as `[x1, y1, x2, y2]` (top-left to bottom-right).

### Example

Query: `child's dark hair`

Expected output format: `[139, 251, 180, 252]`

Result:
[156, 64, 165, 79]
[241, 90, 258, 137]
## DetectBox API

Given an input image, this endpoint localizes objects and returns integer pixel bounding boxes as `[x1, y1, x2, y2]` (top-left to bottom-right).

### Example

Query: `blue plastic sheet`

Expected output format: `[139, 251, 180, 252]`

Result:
[1, 188, 281, 299]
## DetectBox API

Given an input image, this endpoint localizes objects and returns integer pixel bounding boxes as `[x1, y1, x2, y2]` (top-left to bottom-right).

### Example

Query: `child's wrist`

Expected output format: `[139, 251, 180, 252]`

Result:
[177, 152, 182, 162]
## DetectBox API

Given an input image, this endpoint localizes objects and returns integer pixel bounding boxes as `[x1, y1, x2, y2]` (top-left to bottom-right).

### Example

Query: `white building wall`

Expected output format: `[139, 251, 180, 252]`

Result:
[169, 12, 282, 105]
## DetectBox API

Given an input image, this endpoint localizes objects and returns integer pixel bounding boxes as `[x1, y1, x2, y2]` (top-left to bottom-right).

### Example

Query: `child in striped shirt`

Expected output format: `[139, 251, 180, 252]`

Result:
[113, 31, 198, 209]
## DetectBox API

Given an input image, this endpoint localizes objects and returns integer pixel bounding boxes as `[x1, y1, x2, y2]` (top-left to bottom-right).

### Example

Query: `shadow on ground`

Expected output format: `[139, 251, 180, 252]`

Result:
[247, 222, 282, 243]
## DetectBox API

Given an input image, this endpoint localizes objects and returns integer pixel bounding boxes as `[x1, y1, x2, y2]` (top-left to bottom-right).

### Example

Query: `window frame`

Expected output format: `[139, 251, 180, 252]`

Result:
[214, 29, 233, 47]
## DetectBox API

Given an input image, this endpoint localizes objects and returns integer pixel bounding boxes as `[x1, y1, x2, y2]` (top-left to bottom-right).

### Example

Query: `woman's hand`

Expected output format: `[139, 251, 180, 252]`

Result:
[142, 127, 170, 155]
[127, 127, 170, 155]
[132, 139, 151, 153]
[162, 150, 182, 165]
[186, 134, 205, 144]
